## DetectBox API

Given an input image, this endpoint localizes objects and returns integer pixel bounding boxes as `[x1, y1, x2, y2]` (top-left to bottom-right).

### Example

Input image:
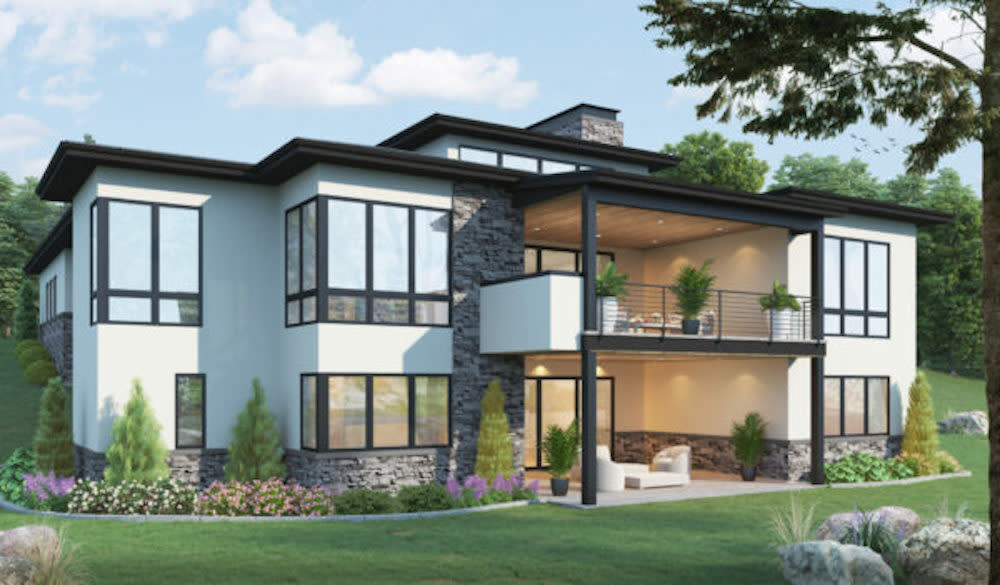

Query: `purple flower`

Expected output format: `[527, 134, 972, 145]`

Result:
[526, 480, 540, 494]
[463, 475, 488, 499]
[446, 476, 462, 500]
[492, 474, 513, 494]
[22, 472, 75, 501]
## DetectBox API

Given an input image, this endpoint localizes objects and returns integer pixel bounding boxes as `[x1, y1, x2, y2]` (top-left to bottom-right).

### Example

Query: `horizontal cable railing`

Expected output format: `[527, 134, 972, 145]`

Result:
[597, 282, 815, 341]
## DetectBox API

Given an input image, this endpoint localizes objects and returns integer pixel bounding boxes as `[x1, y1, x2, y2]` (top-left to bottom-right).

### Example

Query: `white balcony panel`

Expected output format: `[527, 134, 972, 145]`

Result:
[480, 273, 582, 354]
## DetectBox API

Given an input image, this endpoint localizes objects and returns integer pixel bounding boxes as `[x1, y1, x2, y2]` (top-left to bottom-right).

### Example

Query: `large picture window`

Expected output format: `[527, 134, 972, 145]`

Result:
[176, 374, 205, 448]
[90, 199, 202, 325]
[300, 373, 450, 452]
[286, 196, 451, 327]
[824, 376, 889, 437]
[823, 236, 889, 337]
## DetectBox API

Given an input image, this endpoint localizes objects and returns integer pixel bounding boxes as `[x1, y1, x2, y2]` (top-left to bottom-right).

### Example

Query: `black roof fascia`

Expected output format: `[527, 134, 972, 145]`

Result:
[24, 208, 72, 275]
[768, 187, 953, 226]
[377, 114, 679, 172]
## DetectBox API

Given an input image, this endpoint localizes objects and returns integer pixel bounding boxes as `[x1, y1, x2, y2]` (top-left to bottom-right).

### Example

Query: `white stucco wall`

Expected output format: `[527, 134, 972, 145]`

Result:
[38, 249, 72, 317]
[72, 176, 98, 449]
[481, 274, 582, 354]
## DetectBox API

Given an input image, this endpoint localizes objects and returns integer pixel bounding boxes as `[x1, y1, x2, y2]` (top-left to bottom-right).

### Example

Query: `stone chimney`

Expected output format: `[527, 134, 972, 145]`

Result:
[526, 104, 623, 146]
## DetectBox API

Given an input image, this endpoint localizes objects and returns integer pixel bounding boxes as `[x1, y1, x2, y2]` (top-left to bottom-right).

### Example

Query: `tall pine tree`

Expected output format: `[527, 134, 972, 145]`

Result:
[474, 378, 514, 479]
[104, 380, 169, 483]
[224, 379, 285, 481]
[33, 377, 74, 477]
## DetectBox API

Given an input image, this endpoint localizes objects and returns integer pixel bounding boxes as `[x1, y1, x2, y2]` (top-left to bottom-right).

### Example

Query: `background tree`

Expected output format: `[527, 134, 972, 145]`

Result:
[474, 378, 514, 479]
[12, 277, 37, 342]
[224, 379, 285, 481]
[656, 130, 769, 192]
[33, 377, 74, 477]
[105, 380, 169, 483]
[768, 154, 884, 200]
[640, 2, 1000, 573]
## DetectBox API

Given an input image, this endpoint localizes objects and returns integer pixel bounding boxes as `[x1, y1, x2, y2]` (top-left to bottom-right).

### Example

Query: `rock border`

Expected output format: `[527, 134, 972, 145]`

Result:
[0, 496, 536, 523]
[828, 470, 971, 489]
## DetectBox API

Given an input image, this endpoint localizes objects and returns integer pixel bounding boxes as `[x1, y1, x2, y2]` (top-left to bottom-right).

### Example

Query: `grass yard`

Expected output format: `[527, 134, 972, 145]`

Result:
[0, 337, 42, 459]
[923, 367, 986, 418]
[0, 365, 988, 584]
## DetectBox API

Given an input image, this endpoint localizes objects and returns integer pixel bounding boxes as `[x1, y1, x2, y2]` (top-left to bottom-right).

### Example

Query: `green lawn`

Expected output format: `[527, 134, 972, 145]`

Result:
[0, 337, 41, 459]
[922, 367, 986, 419]
[0, 367, 987, 585]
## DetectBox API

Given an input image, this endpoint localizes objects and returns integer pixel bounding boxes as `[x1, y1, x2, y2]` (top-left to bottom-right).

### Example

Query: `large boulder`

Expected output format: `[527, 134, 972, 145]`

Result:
[0, 525, 59, 559]
[898, 518, 989, 585]
[779, 541, 894, 585]
[937, 411, 988, 435]
[814, 506, 921, 542]
[0, 556, 34, 585]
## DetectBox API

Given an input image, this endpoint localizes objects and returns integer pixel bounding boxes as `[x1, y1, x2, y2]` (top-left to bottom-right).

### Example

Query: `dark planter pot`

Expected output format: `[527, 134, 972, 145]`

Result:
[550, 478, 570, 496]
[741, 465, 757, 482]
[681, 319, 700, 335]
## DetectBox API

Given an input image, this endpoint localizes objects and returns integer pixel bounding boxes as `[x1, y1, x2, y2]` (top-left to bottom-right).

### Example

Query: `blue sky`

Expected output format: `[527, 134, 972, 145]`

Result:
[0, 0, 982, 194]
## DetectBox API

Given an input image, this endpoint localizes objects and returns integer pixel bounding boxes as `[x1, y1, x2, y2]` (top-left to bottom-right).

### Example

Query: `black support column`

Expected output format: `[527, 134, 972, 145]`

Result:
[810, 228, 825, 484]
[580, 188, 598, 505]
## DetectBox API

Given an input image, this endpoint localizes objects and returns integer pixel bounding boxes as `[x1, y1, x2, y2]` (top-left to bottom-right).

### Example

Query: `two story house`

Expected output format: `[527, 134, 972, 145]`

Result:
[25, 104, 949, 504]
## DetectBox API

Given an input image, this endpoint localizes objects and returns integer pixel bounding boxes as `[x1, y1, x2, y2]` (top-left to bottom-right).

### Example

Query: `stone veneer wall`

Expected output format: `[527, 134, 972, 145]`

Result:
[75, 444, 227, 488]
[450, 182, 525, 479]
[614, 431, 902, 481]
[39, 312, 72, 385]
[286, 449, 448, 493]
[532, 115, 624, 146]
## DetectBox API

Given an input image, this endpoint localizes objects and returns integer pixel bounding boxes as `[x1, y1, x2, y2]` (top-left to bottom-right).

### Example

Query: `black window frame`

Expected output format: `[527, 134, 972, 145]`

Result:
[824, 375, 890, 437]
[300, 373, 451, 452]
[175, 373, 206, 449]
[457, 144, 599, 174]
[90, 198, 204, 326]
[523, 244, 615, 274]
[285, 195, 453, 328]
[823, 236, 890, 338]
[44, 276, 57, 322]
[523, 375, 615, 470]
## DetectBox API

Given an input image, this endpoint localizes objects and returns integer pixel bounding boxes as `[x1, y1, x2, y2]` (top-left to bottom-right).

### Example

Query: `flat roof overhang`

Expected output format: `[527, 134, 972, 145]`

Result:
[581, 334, 826, 357]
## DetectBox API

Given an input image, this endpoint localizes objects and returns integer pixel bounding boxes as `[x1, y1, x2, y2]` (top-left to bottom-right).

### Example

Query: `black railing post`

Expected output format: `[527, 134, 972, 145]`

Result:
[660, 286, 666, 338]
[768, 304, 774, 343]
[716, 290, 723, 341]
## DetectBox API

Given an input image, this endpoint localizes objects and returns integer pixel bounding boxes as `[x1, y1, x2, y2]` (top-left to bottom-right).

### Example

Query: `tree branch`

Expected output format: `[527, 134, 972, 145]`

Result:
[907, 35, 976, 73]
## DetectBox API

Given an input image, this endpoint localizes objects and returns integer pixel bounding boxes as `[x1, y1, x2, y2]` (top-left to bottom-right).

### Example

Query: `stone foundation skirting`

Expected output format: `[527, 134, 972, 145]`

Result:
[39, 312, 72, 385]
[285, 449, 450, 493]
[74, 444, 106, 481]
[75, 445, 227, 487]
[614, 432, 902, 481]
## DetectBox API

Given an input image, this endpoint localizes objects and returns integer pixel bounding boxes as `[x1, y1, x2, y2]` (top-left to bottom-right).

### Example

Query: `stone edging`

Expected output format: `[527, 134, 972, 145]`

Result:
[827, 470, 972, 489]
[0, 497, 536, 523]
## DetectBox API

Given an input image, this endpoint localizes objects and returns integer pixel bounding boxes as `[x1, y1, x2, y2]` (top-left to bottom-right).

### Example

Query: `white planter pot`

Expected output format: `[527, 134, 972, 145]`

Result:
[768, 308, 801, 340]
[600, 297, 619, 332]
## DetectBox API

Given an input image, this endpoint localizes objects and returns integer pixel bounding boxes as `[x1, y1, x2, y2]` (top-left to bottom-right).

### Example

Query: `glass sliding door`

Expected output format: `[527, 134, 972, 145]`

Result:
[524, 377, 614, 470]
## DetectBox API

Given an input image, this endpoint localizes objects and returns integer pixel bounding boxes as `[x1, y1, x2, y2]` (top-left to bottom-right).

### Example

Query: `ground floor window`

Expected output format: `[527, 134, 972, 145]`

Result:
[823, 376, 889, 437]
[176, 374, 205, 448]
[301, 374, 450, 452]
[524, 377, 614, 469]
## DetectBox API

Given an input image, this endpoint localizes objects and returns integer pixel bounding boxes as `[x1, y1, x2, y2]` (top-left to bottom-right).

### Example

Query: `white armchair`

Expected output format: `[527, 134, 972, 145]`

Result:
[652, 445, 691, 475]
[570, 445, 634, 492]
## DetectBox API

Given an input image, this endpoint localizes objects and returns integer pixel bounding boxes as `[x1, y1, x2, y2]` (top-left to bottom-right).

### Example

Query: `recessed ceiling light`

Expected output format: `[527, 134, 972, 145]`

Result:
[533, 227, 542, 231]
[716, 227, 725, 231]
[652, 239, 659, 244]
[596, 234, 602, 238]
[657, 219, 664, 224]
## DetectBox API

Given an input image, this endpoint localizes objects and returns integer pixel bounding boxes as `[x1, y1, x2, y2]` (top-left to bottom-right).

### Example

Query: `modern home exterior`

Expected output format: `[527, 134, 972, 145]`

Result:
[25, 104, 949, 504]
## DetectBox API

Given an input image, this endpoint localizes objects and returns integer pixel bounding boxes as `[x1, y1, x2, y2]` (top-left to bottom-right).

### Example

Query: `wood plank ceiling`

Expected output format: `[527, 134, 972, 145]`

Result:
[523, 195, 760, 249]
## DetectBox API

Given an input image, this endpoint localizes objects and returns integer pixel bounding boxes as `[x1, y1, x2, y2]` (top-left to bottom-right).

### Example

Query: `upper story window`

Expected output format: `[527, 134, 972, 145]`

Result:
[90, 199, 202, 326]
[458, 146, 593, 174]
[285, 196, 451, 327]
[823, 236, 888, 338]
[524, 245, 614, 274]
[43, 276, 57, 322]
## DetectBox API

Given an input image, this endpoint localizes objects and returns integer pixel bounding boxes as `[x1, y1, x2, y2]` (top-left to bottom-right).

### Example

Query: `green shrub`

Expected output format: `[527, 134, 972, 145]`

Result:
[732, 412, 767, 466]
[474, 378, 514, 480]
[837, 506, 901, 560]
[901, 372, 940, 469]
[674, 259, 716, 319]
[18, 345, 51, 368]
[396, 483, 454, 513]
[24, 360, 58, 385]
[13, 339, 44, 361]
[897, 451, 937, 476]
[937, 450, 962, 474]
[0, 448, 35, 506]
[33, 377, 74, 476]
[334, 488, 397, 515]
[104, 380, 169, 483]
[224, 379, 286, 481]
[12, 278, 37, 342]
[825, 453, 915, 483]
[541, 420, 580, 479]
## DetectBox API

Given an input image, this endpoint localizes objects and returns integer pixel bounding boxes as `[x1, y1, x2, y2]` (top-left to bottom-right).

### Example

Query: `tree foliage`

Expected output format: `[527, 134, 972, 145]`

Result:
[33, 377, 74, 477]
[12, 277, 37, 342]
[474, 378, 514, 479]
[656, 130, 769, 192]
[105, 380, 170, 484]
[768, 154, 883, 200]
[224, 379, 286, 481]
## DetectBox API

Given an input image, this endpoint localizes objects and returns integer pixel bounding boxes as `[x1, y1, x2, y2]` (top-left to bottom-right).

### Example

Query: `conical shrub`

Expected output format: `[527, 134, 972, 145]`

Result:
[33, 377, 74, 477]
[901, 372, 940, 468]
[224, 378, 286, 481]
[474, 378, 514, 479]
[104, 379, 169, 483]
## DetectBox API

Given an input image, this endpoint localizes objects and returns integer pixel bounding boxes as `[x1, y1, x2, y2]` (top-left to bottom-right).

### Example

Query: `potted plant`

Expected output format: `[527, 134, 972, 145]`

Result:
[673, 260, 716, 334]
[541, 420, 580, 496]
[759, 280, 802, 340]
[596, 262, 628, 333]
[732, 412, 767, 481]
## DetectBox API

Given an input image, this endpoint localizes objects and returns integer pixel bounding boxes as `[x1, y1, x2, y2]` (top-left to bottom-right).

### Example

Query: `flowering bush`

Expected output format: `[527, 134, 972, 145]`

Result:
[67, 479, 197, 515]
[446, 474, 539, 508]
[23, 471, 75, 512]
[198, 480, 334, 517]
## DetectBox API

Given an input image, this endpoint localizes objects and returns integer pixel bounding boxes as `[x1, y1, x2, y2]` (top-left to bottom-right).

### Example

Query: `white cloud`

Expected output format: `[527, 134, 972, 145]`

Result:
[908, 7, 983, 69]
[15, 86, 29, 101]
[41, 71, 101, 110]
[144, 28, 166, 48]
[366, 48, 537, 109]
[0, 10, 19, 52]
[205, 0, 538, 109]
[0, 113, 50, 152]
